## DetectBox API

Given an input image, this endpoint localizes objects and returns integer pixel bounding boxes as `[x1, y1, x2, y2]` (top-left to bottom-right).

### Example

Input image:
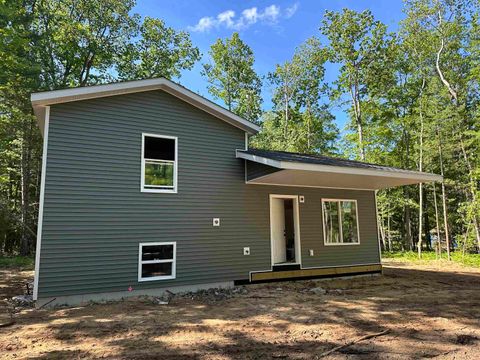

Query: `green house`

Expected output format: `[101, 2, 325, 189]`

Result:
[31, 78, 441, 306]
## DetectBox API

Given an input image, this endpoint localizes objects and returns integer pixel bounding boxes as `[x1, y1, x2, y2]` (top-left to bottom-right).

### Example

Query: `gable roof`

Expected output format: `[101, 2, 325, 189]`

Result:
[31, 77, 261, 136]
[237, 148, 442, 190]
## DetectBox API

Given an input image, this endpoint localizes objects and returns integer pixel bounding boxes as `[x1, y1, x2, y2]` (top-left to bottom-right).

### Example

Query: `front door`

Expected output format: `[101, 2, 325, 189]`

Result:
[270, 195, 300, 265]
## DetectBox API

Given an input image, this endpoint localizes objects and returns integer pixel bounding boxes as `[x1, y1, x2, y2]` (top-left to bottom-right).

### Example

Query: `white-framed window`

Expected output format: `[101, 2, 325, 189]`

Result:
[322, 199, 360, 245]
[138, 242, 176, 281]
[141, 133, 178, 193]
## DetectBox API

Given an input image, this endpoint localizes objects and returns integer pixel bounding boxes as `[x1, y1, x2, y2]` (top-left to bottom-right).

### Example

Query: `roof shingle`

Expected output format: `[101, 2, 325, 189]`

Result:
[239, 148, 410, 173]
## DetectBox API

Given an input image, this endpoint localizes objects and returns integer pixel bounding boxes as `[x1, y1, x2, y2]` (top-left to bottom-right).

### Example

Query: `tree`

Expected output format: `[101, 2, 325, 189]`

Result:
[0, 0, 42, 255]
[202, 32, 263, 123]
[401, 0, 480, 256]
[254, 37, 338, 154]
[116, 17, 200, 80]
[0, 0, 201, 255]
[320, 9, 395, 160]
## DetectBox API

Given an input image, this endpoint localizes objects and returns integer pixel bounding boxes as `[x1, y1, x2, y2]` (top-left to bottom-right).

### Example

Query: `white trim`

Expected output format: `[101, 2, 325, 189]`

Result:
[138, 242, 176, 282]
[321, 198, 361, 246]
[236, 150, 442, 183]
[33, 106, 50, 301]
[246, 180, 376, 192]
[245, 159, 248, 183]
[374, 190, 382, 262]
[269, 194, 302, 266]
[141, 133, 178, 194]
[31, 78, 260, 134]
[244, 133, 249, 150]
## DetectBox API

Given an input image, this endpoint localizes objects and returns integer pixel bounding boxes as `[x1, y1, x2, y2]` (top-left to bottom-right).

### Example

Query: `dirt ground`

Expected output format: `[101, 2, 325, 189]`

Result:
[1, 260, 479, 359]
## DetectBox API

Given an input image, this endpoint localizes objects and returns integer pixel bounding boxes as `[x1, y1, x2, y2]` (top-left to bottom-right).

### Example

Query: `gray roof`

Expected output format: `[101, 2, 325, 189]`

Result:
[238, 148, 437, 176]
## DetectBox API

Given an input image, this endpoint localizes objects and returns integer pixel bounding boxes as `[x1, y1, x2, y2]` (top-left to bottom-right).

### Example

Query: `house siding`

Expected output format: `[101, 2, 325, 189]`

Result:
[38, 90, 380, 299]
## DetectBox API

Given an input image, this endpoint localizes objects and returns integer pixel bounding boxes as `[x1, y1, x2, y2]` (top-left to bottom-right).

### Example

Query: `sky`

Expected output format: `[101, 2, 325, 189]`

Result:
[133, 0, 406, 131]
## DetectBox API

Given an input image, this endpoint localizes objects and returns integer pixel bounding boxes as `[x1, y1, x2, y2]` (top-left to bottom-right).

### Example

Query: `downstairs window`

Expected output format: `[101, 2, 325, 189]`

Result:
[138, 242, 176, 281]
[322, 199, 360, 245]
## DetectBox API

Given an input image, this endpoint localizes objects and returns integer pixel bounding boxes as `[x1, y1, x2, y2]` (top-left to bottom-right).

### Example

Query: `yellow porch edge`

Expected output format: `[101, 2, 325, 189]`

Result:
[251, 264, 382, 282]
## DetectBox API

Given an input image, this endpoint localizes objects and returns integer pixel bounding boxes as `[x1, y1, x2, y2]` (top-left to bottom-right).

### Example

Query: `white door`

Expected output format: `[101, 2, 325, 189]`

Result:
[271, 197, 286, 264]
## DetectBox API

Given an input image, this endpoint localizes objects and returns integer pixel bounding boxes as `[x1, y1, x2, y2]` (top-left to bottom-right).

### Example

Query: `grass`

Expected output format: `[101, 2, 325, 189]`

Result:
[0, 256, 34, 269]
[383, 250, 480, 268]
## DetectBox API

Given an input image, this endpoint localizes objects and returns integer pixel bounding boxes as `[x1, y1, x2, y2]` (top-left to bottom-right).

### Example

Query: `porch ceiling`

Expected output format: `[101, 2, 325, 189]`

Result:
[245, 169, 439, 190]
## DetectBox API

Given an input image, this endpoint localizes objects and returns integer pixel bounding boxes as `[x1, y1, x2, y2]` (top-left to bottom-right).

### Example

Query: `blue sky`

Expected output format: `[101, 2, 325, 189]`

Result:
[133, 0, 406, 131]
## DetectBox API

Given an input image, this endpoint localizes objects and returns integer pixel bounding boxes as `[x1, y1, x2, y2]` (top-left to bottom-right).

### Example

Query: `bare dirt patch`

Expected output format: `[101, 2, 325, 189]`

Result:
[1, 261, 479, 359]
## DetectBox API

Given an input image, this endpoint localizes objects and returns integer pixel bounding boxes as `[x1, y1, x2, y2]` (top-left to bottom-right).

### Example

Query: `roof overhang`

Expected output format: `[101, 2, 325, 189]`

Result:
[237, 151, 442, 190]
[31, 78, 261, 137]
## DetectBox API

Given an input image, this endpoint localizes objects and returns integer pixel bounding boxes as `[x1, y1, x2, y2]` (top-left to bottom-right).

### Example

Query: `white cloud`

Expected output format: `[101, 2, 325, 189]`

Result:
[285, 2, 299, 18]
[188, 3, 298, 32]
[263, 5, 280, 22]
[217, 10, 235, 28]
[242, 7, 259, 24]
[189, 16, 215, 32]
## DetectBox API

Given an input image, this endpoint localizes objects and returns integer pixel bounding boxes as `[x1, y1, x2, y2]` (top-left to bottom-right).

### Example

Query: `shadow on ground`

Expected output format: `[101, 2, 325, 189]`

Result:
[1, 263, 479, 359]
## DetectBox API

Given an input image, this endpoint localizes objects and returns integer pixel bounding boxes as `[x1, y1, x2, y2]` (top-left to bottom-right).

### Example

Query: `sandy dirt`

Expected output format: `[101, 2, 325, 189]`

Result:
[0, 260, 479, 359]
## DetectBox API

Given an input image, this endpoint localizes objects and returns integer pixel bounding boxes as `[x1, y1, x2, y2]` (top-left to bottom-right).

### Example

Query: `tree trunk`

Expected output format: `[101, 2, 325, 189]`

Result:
[349, 81, 365, 160]
[284, 84, 289, 140]
[306, 104, 311, 151]
[403, 128, 412, 250]
[356, 114, 365, 161]
[424, 193, 432, 250]
[404, 202, 413, 250]
[20, 117, 32, 256]
[432, 183, 441, 258]
[437, 128, 451, 260]
[387, 211, 392, 252]
[378, 216, 386, 251]
[417, 109, 424, 258]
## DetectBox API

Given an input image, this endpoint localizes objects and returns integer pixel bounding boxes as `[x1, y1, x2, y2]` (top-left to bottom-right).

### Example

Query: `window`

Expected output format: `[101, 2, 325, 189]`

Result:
[138, 242, 176, 281]
[322, 199, 360, 245]
[141, 133, 177, 193]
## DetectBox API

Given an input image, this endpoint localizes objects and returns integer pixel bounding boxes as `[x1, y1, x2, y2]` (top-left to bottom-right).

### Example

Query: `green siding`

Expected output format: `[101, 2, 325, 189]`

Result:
[38, 90, 380, 299]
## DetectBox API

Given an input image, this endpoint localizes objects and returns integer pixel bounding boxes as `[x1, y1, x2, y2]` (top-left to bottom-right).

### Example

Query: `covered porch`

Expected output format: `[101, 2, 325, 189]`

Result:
[236, 149, 442, 282]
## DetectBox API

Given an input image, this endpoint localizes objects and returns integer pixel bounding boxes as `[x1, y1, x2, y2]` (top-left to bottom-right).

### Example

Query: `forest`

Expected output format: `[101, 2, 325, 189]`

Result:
[0, 0, 479, 258]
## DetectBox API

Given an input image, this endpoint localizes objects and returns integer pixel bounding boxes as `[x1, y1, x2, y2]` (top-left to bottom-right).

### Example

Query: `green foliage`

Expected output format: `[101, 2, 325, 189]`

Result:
[117, 17, 200, 80]
[30, 0, 200, 87]
[320, 9, 396, 160]
[383, 251, 480, 267]
[202, 32, 262, 122]
[0, 256, 35, 269]
[253, 37, 338, 154]
[0, 0, 200, 255]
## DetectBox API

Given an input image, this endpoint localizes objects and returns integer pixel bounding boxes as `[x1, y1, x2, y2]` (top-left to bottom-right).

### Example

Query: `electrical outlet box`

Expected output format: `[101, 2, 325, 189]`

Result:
[309, 249, 314, 256]
[243, 247, 250, 255]
[299, 195, 305, 203]
[213, 218, 220, 227]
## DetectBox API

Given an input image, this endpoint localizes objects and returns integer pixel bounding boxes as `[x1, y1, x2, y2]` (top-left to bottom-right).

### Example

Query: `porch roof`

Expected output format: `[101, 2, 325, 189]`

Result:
[236, 149, 442, 190]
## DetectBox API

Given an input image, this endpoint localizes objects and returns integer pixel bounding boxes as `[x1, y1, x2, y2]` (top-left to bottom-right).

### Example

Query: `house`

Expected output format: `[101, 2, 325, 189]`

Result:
[31, 78, 441, 306]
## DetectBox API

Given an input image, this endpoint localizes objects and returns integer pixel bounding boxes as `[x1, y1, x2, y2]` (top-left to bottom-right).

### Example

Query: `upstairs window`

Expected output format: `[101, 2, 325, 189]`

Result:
[141, 133, 177, 193]
[322, 199, 360, 245]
